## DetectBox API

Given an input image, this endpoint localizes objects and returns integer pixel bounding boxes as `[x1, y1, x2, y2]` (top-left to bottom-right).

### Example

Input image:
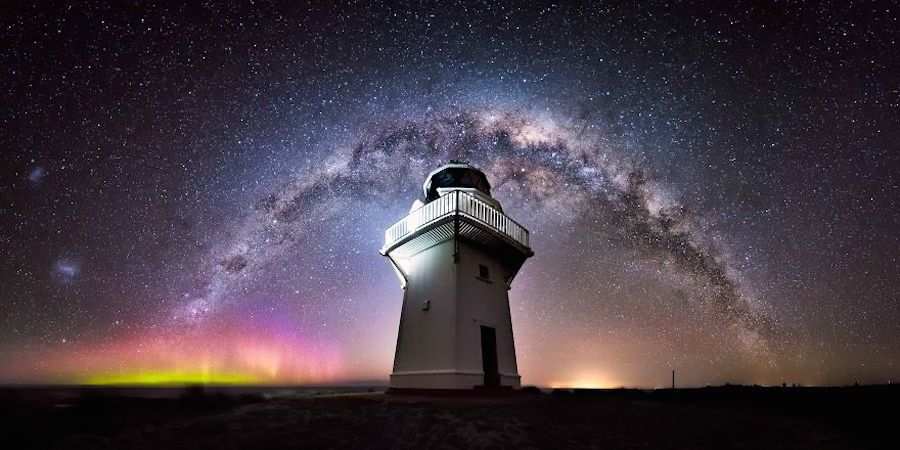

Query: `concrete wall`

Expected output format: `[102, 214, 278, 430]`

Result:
[391, 239, 458, 375]
[455, 241, 521, 388]
[389, 237, 521, 390]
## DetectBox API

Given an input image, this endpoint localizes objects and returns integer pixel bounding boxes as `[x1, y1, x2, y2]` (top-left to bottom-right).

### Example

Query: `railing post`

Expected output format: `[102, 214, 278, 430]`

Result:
[453, 190, 460, 263]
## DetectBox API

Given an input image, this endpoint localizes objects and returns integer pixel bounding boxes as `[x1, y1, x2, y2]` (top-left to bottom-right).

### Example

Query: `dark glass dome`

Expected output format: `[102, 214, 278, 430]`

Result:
[423, 163, 492, 202]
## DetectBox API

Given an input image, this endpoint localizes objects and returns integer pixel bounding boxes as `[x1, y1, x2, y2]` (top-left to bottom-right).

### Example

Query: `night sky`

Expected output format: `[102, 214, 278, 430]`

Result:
[1, 2, 898, 387]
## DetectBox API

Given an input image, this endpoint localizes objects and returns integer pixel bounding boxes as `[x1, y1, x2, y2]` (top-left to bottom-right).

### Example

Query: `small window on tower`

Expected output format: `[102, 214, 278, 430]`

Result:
[478, 264, 490, 280]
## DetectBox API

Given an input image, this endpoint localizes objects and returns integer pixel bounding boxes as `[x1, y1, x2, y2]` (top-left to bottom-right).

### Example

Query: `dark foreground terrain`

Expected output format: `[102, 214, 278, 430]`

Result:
[0, 385, 896, 449]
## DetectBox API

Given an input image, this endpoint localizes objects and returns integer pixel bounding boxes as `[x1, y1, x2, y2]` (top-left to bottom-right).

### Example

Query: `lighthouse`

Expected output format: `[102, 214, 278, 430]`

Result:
[381, 163, 533, 390]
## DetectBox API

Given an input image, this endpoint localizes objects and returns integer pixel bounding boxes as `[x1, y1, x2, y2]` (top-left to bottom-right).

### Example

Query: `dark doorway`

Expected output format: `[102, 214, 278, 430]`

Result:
[480, 326, 499, 386]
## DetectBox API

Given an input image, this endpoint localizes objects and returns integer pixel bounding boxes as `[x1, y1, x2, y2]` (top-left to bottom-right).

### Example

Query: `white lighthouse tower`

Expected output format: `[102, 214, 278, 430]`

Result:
[381, 163, 533, 391]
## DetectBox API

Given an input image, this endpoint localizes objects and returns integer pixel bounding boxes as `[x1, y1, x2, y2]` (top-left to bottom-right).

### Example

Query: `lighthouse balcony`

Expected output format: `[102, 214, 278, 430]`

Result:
[381, 190, 532, 259]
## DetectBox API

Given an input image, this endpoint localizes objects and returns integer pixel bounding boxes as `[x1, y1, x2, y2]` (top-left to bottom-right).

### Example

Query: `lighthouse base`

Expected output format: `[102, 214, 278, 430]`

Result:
[389, 370, 521, 390]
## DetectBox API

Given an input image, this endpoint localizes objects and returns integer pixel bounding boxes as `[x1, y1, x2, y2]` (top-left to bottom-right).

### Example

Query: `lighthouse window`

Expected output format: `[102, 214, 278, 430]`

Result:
[478, 264, 490, 280]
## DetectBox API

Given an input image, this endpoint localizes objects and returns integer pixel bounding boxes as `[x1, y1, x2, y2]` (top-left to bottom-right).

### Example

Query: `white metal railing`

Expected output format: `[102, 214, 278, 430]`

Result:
[383, 190, 530, 252]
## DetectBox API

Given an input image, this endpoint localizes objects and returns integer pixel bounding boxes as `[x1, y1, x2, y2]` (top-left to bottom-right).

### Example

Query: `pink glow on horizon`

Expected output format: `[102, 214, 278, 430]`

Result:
[0, 317, 356, 385]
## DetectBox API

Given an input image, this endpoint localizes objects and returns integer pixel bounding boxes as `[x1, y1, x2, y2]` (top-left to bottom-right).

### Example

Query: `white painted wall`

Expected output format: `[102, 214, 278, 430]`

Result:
[455, 242, 520, 388]
[391, 239, 458, 378]
[389, 237, 522, 390]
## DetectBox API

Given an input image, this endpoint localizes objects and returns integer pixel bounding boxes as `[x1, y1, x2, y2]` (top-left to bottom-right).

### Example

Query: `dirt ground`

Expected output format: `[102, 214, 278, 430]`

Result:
[0, 386, 894, 449]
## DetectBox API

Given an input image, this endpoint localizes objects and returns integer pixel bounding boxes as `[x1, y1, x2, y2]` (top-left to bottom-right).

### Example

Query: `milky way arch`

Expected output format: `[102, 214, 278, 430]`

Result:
[177, 106, 784, 359]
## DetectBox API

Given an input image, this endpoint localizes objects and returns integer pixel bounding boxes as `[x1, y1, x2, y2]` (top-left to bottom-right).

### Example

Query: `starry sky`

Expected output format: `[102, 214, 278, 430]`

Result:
[1, 1, 898, 387]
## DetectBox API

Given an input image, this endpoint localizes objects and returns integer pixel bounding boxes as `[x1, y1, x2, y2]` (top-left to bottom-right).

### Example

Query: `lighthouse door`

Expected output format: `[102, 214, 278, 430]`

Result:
[480, 326, 499, 386]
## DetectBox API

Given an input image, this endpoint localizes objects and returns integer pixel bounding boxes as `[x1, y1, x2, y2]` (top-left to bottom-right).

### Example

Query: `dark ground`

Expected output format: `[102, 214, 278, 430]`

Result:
[0, 385, 896, 449]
